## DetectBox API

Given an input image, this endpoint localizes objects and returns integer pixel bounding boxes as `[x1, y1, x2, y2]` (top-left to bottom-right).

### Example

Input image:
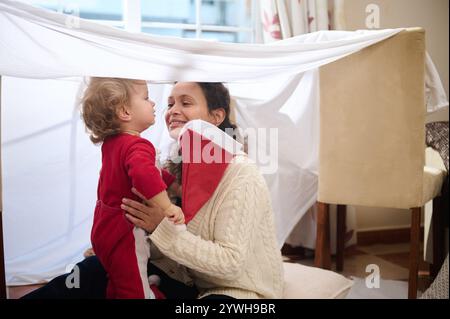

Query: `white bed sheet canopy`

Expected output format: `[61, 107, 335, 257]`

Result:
[1, 0, 448, 284]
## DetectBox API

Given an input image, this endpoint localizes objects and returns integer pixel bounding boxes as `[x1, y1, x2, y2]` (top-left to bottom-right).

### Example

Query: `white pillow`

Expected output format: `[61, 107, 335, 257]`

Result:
[283, 262, 354, 299]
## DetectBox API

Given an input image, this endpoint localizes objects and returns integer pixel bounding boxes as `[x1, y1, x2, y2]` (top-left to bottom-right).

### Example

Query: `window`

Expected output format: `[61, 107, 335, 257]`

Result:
[20, 0, 255, 43]
[20, 0, 125, 27]
[141, 0, 254, 43]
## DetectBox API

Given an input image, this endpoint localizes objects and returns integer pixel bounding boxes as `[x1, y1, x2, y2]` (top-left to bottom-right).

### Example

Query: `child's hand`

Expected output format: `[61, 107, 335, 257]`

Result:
[169, 212, 185, 225]
[165, 204, 185, 225]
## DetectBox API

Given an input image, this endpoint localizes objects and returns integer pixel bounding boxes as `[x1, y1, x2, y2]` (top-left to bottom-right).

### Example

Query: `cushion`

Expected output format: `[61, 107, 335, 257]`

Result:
[426, 122, 448, 171]
[282, 262, 354, 299]
[425, 147, 447, 172]
[422, 147, 447, 203]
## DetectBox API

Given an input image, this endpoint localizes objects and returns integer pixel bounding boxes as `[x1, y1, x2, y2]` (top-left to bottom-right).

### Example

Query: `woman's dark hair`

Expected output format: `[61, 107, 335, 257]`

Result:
[165, 82, 239, 186]
[196, 82, 237, 134]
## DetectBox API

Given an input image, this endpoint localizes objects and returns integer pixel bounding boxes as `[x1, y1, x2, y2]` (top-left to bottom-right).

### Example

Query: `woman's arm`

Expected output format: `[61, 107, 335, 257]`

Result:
[149, 164, 264, 281]
[121, 188, 165, 233]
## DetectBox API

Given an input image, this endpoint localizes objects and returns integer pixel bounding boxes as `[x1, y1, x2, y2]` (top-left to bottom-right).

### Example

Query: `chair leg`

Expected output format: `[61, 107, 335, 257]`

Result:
[408, 207, 421, 299]
[315, 202, 331, 269]
[336, 205, 346, 272]
[431, 196, 444, 279]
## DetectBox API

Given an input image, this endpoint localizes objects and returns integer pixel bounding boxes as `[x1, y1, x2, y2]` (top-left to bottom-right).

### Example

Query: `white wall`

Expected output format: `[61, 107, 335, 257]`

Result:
[343, 0, 449, 232]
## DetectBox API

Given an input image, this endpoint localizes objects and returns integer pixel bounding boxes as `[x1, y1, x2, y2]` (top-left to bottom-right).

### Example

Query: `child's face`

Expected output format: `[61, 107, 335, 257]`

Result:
[128, 81, 156, 132]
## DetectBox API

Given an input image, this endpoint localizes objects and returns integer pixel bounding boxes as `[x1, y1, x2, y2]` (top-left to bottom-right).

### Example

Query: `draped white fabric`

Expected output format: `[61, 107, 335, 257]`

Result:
[0, 0, 403, 81]
[0, 0, 448, 284]
[257, 0, 358, 252]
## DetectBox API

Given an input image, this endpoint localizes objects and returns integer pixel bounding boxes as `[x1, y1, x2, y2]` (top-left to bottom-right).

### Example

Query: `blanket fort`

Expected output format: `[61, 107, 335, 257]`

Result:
[0, 0, 448, 285]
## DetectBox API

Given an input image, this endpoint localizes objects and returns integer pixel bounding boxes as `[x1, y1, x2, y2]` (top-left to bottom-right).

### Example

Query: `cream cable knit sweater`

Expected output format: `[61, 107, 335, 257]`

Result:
[149, 155, 284, 299]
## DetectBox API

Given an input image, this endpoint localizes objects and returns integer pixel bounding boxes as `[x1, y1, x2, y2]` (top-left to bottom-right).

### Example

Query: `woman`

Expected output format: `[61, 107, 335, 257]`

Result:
[23, 82, 283, 299]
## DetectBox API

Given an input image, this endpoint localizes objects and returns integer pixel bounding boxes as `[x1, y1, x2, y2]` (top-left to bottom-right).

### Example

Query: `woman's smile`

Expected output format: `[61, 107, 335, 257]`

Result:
[168, 119, 187, 130]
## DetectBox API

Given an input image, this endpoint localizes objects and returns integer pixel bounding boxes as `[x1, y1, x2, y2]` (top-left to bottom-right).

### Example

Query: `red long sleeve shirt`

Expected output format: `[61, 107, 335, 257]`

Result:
[97, 133, 174, 207]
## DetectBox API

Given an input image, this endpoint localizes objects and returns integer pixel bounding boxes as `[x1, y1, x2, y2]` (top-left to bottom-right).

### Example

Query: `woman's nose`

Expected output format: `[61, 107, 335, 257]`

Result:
[168, 104, 181, 115]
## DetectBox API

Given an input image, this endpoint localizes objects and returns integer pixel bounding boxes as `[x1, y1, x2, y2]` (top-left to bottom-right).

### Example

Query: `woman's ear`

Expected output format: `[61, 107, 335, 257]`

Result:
[211, 108, 226, 126]
[116, 105, 132, 122]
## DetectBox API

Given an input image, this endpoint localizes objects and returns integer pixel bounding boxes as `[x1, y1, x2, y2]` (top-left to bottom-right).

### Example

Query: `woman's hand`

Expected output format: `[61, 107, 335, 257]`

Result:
[121, 187, 165, 233]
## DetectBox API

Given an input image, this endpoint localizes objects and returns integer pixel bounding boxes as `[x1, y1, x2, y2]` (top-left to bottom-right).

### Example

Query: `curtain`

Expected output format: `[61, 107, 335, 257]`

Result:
[258, 0, 346, 43]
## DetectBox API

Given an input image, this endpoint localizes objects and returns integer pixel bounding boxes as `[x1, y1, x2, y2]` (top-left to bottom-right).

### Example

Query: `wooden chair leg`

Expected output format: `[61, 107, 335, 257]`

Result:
[315, 202, 331, 269]
[431, 196, 444, 279]
[408, 207, 421, 299]
[0, 210, 6, 299]
[336, 205, 346, 272]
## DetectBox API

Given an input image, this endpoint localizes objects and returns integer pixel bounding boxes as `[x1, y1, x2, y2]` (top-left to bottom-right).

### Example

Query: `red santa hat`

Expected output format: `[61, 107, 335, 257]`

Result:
[177, 120, 244, 223]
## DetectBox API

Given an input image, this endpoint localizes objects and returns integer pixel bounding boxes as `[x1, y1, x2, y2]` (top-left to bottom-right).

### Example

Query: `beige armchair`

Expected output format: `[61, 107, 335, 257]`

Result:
[314, 28, 447, 299]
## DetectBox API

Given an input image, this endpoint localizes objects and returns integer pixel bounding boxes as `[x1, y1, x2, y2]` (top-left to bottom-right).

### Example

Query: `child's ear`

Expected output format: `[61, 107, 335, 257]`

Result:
[116, 105, 132, 122]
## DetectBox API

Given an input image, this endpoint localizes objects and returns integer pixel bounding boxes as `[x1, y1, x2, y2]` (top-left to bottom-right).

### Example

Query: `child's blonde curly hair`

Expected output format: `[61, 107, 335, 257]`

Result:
[81, 77, 137, 144]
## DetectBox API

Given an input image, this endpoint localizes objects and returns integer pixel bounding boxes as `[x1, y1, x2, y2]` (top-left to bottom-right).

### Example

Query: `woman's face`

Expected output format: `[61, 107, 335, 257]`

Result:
[165, 82, 216, 139]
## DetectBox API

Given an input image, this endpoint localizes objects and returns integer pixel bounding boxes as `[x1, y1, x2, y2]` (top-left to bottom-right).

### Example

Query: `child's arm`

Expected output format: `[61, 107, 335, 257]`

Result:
[149, 190, 185, 224]
[124, 139, 184, 224]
